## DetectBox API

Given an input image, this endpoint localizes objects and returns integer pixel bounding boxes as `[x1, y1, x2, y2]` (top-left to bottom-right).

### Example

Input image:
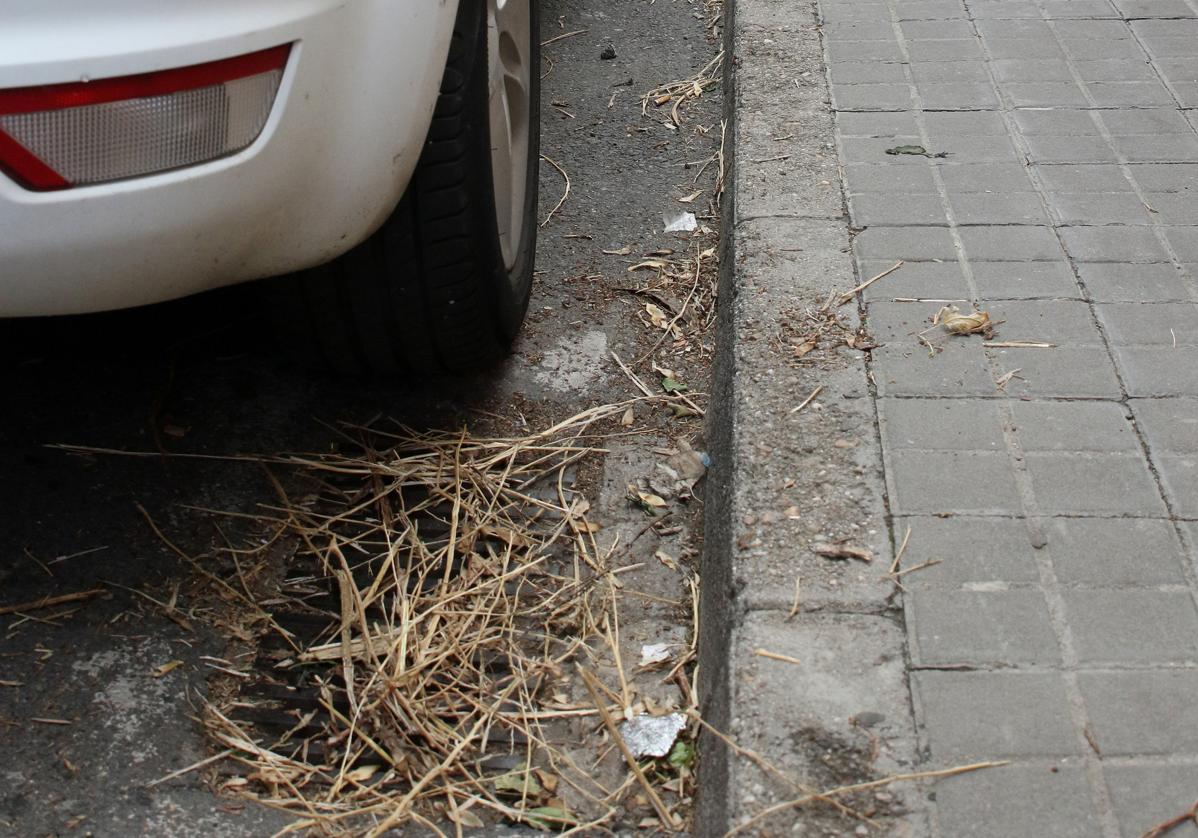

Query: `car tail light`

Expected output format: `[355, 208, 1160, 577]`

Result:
[0, 44, 291, 191]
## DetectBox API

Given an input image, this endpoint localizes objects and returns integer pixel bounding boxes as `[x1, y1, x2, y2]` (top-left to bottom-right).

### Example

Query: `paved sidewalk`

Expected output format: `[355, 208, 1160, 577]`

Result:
[825, 0, 1198, 835]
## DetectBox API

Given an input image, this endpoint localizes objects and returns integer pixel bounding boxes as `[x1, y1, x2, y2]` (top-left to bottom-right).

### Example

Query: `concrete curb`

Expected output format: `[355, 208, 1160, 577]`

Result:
[699, 1, 924, 834]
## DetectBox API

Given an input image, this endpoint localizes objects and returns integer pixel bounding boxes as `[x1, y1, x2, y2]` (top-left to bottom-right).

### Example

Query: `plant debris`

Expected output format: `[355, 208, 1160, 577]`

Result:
[884, 145, 947, 158]
[191, 400, 701, 836]
[812, 542, 873, 563]
[917, 304, 999, 355]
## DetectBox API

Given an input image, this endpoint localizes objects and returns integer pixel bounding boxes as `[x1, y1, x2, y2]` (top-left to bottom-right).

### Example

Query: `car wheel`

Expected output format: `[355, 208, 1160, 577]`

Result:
[266, 0, 539, 374]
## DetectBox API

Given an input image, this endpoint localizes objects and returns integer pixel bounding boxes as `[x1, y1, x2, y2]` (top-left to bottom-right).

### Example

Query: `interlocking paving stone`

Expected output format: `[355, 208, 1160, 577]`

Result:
[1080, 671, 1198, 755]
[914, 672, 1081, 759]
[1044, 517, 1190, 585]
[935, 764, 1101, 838]
[909, 588, 1061, 665]
[1105, 764, 1198, 838]
[1063, 589, 1198, 664]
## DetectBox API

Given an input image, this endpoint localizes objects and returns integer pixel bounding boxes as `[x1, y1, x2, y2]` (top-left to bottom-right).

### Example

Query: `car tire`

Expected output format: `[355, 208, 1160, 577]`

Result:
[266, 0, 539, 375]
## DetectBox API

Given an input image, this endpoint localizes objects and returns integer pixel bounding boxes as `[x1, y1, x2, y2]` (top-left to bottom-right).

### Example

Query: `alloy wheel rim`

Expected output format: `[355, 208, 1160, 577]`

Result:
[487, 0, 532, 275]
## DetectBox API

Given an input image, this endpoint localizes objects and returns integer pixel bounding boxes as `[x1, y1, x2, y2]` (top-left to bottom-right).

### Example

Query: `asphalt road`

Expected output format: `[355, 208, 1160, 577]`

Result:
[0, 2, 723, 835]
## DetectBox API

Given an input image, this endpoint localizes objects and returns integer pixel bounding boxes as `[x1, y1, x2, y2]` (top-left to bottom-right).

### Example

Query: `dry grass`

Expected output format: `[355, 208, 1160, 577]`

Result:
[194, 398, 699, 836]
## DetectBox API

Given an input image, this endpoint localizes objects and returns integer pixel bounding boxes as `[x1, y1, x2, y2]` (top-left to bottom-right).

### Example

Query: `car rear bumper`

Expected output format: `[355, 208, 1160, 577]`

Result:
[0, 0, 458, 316]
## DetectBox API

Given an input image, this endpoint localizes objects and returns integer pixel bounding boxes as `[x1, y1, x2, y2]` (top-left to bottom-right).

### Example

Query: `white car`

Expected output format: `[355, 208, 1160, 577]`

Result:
[0, 0, 539, 373]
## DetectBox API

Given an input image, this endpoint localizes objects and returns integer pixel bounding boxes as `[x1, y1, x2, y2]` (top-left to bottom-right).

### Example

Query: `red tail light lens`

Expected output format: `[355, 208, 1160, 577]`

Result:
[0, 44, 291, 191]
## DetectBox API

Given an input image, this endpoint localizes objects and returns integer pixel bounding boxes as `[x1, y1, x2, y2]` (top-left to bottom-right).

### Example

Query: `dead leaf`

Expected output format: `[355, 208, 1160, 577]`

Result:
[152, 660, 184, 678]
[620, 408, 634, 426]
[655, 549, 678, 571]
[677, 190, 702, 203]
[645, 303, 669, 329]
[938, 305, 992, 336]
[812, 543, 873, 563]
[792, 338, 817, 359]
[604, 245, 633, 256]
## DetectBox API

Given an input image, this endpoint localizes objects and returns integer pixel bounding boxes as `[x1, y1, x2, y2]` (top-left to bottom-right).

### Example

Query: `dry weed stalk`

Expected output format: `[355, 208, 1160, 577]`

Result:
[200, 399, 693, 836]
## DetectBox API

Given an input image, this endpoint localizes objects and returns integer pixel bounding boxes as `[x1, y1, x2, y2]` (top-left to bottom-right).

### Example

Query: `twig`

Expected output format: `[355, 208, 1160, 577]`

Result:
[786, 576, 801, 620]
[754, 649, 801, 666]
[888, 526, 912, 575]
[145, 749, 235, 788]
[0, 588, 105, 616]
[541, 29, 588, 46]
[788, 385, 823, 415]
[1141, 799, 1198, 838]
[888, 559, 941, 579]
[726, 761, 1010, 837]
[834, 260, 904, 307]
[634, 244, 704, 365]
[983, 341, 1056, 349]
[540, 154, 570, 227]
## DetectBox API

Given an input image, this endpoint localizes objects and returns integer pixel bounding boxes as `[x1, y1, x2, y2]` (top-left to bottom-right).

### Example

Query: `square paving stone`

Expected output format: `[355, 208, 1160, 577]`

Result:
[909, 60, 992, 84]
[1140, 192, 1198, 225]
[1025, 452, 1167, 515]
[1061, 37, 1146, 58]
[993, 58, 1074, 82]
[837, 111, 922, 137]
[1101, 109, 1195, 135]
[1003, 83, 1092, 108]
[1025, 135, 1121, 163]
[849, 193, 949, 226]
[909, 589, 1060, 665]
[829, 60, 909, 85]
[826, 20, 901, 40]
[971, 1, 1042, 18]
[1074, 59, 1161, 82]
[951, 192, 1050, 225]
[859, 258, 971, 301]
[1045, 0, 1121, 17]
[1162, 227, 1198, 262]
[939, 162, 1038, 193]
[1110, 134, 1198, 163]
[1155, 454, 1198, 517]
[868, 300, 942, 343]
[935, 764, 1101, 838]
[1076, 262, 1193, 303]
[923, 136, 1022, 163]
[832, 83, 917, 111]
[1129, 163, 1198, 193]
[1113, 346, 1198, 396]
[827, 40, 908, 63]
[984, 346, 1123, 398]
[970, 260, 1081, 299]
[914, 671, 1081, 759]
[1047, 192, 1153, 225]
[888, 449, 1022, 514]
[872, 341, 997, 396]
[1111, 0, 1196, 16]
[984, 38, 1068, 60]
[890, 515, 1043, 588]
[854, 225, 959, 261]
[918, 83, 1002, 110]
[1064, 589, 1198, 664]
[1036, 164, 1134, 193]
[987, 300, 1105, 345]
[1080, 670, 1198, 755]
[977, 20, 1055, 39]
[894, 0, 969, 20]
[1130, 397, 1198, 453]
[900, 19, 976, 39]
[1045, 517, 1189, 585]
[880, 397, 1007, 450]
[1106, 764, 1198, 838]
[922, 111, 1009, 136]
[1060, 226, 1173, 263]
[1090, 81, 1178, 106]
[1013, 109, 1101, 136]
[844, 163, 940, 195]
[1096, 302, 1198, 347]
[840, 135, 927, 162]
[958, 226, 1065, 261]
[906, 39, 987, 62]
[1011, 400, 1138, 452]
